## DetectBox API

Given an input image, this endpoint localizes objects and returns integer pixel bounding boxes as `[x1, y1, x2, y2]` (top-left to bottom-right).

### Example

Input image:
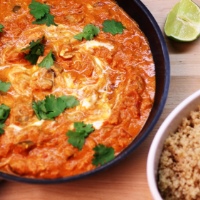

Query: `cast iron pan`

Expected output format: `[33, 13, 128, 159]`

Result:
[0, 0, 170, 183]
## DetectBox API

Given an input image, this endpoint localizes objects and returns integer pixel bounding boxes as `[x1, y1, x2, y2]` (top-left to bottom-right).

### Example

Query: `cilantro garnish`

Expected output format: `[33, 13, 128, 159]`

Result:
[102, 19, 125, 35]
[67, 122, 95, 150]
[0, 24, 4, 32]
[92, 144, 115, 166]
[0, 80, 11, 92]
[23, 37, 45, 64]
[29, 0, 50, 19]
[38, 50, 55, 69]
[29, 0, 57, 26]
[0, 124, 5, 135]
[0, 104, 10, 135]
[74, 24, 100, 41]
[0, 104, 10, 124]
[32, 95, 79, 120]
[33, 13, 57, 27]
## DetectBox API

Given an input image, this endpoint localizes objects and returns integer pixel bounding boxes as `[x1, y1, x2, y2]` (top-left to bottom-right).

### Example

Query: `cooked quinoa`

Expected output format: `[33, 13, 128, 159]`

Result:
[158, 106, 200, 200]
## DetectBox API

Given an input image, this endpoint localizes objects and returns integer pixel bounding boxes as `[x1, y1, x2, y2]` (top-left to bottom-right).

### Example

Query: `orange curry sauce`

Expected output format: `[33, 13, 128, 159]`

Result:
[0, 0, 155, 178]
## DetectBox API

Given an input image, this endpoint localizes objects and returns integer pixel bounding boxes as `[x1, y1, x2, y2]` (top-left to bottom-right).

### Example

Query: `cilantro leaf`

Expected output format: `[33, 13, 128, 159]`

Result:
[0, 124, 5, 135]
[0, 104, 10, 135]
[23, 36, 44, 51]
[59, 96, 80, 109]
[23, 37, 45, 64]
[29, 0, 57, 26]
[67, 122, 95, 150]
[0, 104, 10, 124]
[0, 24, 4, 32]
[74, 24, 100, 41]
[38, 50, 55, 69]
[92, 144, 115, 166]
[33, 13, 57, 27]
[0, 80, 11, 92]
[102, 19, 125, 35]
[29, 0, 49, 19]
[32, 95, 79, 120]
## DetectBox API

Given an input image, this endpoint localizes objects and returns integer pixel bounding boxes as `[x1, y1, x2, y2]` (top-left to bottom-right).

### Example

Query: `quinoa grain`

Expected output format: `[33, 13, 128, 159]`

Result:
[158, 106, 200, 200]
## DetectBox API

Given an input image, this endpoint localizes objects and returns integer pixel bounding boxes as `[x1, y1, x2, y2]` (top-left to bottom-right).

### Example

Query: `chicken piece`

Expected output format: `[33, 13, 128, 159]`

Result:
[9, 96, 34, 125]
[8, 66, 32, 96]
[31, 68, 55, 91]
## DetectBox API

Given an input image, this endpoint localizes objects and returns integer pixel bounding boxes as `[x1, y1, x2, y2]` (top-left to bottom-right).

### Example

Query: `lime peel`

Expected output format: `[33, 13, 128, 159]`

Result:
[164, 0, 200, 42]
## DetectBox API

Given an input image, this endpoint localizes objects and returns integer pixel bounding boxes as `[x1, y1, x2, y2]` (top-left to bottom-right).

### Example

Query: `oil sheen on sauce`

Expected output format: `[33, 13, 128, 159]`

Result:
[0, 0, 155, 178]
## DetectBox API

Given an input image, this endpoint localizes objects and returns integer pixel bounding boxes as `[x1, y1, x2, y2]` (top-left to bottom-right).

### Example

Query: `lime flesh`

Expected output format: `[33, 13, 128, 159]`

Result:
[164, 0, 200, 42]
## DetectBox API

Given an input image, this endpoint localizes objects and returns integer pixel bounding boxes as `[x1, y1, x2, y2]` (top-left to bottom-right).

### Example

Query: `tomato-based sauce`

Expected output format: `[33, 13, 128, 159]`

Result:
[0, 0, 155, 178]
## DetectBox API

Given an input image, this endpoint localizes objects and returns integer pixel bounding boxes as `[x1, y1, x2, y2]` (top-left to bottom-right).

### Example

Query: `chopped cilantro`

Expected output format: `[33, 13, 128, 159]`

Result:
[29, 0, 50, 19]
[0, 104, 10, 124]
[0, 104, 10, 135]
[0, 80, 11, 92]
[0, 24, 4, 32]
[33, 13, 57, 27]
[92, 144, 115, 166]
[23, 37, 45, 64]
[74, 24, 100, 41]
[38, 50, 55, 69]
[0, 124, 5, 135]
[67, 122, 95, 150]
[102, 19, 125, 35]
[32, 95, 79, 120]
[29, 0, 57, 26]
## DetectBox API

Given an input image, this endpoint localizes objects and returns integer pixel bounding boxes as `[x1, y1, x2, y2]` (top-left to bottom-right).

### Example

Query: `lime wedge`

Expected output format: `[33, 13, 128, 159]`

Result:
[164, 0, 200, 42]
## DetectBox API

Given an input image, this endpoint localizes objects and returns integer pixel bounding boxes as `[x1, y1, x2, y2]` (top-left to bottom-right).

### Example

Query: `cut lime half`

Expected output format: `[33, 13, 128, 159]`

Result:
[164, 0, 200, 42]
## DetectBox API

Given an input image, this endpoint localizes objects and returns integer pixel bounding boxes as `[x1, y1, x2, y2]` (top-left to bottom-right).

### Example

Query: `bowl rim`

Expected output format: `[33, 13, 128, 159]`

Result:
[0, 0, 170, 184]
[147, 89, 200, 200]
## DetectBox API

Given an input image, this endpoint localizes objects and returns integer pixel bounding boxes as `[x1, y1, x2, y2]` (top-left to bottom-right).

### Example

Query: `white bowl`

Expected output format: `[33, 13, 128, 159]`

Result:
[147, 89, 200, 200]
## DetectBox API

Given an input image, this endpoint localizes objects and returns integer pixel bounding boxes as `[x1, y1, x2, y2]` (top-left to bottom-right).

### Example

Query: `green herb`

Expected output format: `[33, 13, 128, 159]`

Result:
[0, 124, 5, 135]
[32, 95, 79, 120]
[29, 0, 57, 26]
[67, 122, 95, 150]
[33, 13, 57, 26]
[0, 104, 10, 124]
[23, 37, 45, 64]
[92, 144, 115, 166]
[0, 24, 4, 32]
[0, 104, 10, 135]
[74, 24, 100, 41]
[0, 80, 11, 92]
[102, 19, 125, 35]
[38, 50, 55, 69]
[29, 0, 49, 19]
